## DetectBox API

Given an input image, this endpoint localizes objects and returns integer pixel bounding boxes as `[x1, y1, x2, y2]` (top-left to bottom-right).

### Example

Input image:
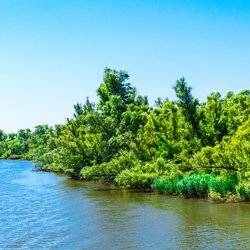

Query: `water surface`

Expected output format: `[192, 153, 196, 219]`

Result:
[0, 160, 249, 249]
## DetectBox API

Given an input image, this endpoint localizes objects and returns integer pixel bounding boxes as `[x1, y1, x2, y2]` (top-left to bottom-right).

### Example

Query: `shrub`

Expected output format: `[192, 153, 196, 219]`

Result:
[236, 181, 250, 200]
[208, 191, 224, 202]
[176, 174, 211, 198]
[115, 169, 158, 189]
[154, 173, 238, 199]
[152, 177, 179, 194]
[81, 151, 140, 181]
[209, 176, 237, 196]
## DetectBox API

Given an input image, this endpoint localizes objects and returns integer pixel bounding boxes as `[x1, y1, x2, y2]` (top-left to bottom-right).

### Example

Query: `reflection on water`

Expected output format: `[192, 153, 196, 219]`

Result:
[0, 160, 249, 249]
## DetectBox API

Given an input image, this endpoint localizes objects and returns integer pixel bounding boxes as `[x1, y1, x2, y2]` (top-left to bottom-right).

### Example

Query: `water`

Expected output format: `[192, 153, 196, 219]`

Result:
[0, 160, 249, 249]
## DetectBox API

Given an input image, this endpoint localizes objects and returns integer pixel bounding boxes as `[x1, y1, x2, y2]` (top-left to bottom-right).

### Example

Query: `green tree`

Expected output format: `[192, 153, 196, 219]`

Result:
[173, 78, 200, 138]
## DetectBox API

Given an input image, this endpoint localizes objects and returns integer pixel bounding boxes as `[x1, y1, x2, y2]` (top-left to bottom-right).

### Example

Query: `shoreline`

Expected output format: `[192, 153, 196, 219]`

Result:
[1, 158, 249, 203]
[37, 164, 248, 204]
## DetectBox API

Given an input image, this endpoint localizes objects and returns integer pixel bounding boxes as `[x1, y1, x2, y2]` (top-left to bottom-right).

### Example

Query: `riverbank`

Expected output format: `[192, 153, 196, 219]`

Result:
[36, 163, 249, 203]
[1, 156, 249, 202]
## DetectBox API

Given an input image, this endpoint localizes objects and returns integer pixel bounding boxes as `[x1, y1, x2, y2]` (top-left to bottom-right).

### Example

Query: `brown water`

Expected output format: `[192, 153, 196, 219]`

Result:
[0, 160, 249, 249]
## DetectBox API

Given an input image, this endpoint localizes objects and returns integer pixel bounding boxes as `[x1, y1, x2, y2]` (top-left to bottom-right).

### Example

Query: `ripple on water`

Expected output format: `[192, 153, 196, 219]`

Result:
[0, 160, 250, 250]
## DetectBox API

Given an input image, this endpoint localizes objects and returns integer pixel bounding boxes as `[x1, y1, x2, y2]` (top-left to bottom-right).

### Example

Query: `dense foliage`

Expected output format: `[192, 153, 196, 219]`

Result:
[1, 68, 249, 201]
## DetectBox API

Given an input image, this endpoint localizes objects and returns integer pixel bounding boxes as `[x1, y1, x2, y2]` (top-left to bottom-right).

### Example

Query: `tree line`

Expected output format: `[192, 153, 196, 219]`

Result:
[1, 68, 249, 201]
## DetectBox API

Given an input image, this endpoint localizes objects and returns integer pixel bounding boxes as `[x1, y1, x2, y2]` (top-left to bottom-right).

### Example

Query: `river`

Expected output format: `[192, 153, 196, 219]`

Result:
[0, 160, 249, 249]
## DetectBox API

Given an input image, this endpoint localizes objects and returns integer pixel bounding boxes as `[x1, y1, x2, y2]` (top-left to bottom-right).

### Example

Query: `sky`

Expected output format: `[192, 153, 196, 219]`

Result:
[0, 0, 249, 133]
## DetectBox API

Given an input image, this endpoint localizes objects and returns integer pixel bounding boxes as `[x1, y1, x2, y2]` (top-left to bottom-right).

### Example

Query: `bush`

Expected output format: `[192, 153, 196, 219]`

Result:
[208, 191, 224, 202]
[115, 169, 158, 189]
[237, 181, 250, 200]
[81, 151, 140, 181]
[176, 174, 211, 198]
[152, 177, 180, 194]
[209, 176, 237, 196]
[153, 173, 238, 199]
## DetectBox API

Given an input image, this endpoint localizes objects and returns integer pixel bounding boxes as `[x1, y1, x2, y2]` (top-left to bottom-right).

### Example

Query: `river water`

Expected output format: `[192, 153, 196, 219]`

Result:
[0, 160, 249, 249]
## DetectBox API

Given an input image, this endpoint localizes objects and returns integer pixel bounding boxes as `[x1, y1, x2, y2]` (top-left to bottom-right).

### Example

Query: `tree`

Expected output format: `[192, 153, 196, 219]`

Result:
[173, 78, 200, 138]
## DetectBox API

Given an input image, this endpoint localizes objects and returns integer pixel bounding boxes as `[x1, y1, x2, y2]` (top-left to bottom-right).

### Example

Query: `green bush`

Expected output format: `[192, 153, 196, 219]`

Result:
[115, 169, 158, 189]
[236, 181, 250, 200]
[153, 173, 238, 199]
[81, 151, 140, 181]
[209, 176, 237, 196]
[152, 177, 179, 194]
[208, 191, 224, 202]
[176, 174, 211, 198]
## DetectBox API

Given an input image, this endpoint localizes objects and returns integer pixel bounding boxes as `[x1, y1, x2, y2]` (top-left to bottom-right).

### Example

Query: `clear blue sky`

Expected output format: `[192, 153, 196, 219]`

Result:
[0, 0, 249, 132]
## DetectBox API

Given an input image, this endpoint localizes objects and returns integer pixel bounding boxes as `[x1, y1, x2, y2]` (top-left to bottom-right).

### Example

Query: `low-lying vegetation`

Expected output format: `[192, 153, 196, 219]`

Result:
[152, 173, 240, 200]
